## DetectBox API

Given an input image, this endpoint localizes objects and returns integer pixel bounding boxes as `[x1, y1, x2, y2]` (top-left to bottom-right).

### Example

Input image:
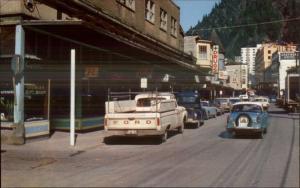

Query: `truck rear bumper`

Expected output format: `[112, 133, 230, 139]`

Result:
[105, 129, 164, 136]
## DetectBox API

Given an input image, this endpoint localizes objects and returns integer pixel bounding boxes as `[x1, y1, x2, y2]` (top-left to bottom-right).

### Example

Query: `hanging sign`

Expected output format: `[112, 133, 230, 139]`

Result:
[212, 45, 219, 74]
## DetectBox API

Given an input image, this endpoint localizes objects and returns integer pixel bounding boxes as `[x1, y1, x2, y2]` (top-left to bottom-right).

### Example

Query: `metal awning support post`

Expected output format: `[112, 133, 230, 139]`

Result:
[70, 49, 76, 146]
[11, 25, 25, 144]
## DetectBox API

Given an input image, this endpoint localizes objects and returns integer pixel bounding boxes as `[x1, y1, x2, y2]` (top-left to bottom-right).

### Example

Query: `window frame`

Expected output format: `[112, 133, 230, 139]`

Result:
[160, 8, 168, 32]
[198, 45, 208, 60]
[117, 0, 135, 12]
[145, 0, 155, 24]
[171, 16, 177, 37]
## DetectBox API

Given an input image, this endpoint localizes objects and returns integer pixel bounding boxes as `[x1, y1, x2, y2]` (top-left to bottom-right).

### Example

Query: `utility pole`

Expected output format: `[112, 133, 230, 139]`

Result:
[11, 25, 25, 145]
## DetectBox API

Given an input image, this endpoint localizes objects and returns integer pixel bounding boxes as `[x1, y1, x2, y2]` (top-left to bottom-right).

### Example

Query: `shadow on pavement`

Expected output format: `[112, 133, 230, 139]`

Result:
[219, 131, 261, 139]
[184, 123, 201, 129]
[103, 130, 181, 145]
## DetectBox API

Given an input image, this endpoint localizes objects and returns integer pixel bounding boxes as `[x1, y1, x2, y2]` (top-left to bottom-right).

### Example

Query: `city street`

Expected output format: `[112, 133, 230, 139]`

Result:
[1, 105, 299, 187]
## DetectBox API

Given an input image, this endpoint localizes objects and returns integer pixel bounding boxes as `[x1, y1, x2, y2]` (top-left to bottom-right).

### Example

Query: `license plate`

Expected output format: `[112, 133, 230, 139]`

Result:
[126, 130, 137, 135]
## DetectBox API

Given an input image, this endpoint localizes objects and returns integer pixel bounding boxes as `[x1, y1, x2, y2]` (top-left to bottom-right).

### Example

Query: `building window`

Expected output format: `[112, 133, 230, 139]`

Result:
[171, 17, 177, 37]
[268, 50, 271, 54]
[268, 56, 271, 60]
[160, 8, 167, 31]
[117, 0, 135, 11]
[145, 0, 155, 23]
[199, 45, 207, 60]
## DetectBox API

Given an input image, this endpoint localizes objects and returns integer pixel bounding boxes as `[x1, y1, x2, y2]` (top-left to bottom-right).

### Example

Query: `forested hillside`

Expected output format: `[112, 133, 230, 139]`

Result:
[186, 0, 300, 58]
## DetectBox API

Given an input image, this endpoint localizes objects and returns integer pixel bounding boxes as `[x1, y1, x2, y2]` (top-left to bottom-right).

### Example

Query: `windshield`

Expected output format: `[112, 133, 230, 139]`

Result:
[231, 104, 262, 113]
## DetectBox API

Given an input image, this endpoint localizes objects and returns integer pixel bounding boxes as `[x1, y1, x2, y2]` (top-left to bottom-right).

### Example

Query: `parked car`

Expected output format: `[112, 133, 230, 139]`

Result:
[268, 95, 277, 103]
[229, 97, 241, 108]
[226, 102, 269, 138]
[200, 101, 218, 119]
[254, 97, 270, 109]
[239, 94, 249, 101]
[215, 98, 231, 112]
[211, 101, 224, 115]
[176, 91, 204, 128]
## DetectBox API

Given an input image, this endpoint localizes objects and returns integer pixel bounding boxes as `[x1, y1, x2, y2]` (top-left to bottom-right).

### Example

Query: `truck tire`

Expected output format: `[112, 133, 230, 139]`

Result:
[194, 121, 200, 128]
[178, 124, 184, 133]
[160, 131, 167, 143]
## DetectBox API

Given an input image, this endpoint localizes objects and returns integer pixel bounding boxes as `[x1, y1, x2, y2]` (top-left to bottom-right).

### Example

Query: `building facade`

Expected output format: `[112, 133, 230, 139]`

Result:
[241, 46, 259, 87]
[1, 0, 201, 137]
[184, 36, 212, 69]
[271, 52, 297, 96]
[255, 43, 297, 85]
[225, 64, 247, 90]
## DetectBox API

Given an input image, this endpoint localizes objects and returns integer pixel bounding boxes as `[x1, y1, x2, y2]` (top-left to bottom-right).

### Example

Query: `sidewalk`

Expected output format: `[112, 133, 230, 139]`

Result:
[1, 128, 109, 157]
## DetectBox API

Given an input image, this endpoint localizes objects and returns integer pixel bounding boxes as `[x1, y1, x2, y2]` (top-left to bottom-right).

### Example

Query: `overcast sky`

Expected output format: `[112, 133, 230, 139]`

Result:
[174, 0, 221, 32]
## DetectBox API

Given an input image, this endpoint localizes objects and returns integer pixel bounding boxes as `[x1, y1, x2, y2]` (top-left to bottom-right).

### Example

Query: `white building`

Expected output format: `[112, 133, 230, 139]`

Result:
[271, 52, 297, 94]
[241, 45, 261, 87]
[225, 64, 248, 90]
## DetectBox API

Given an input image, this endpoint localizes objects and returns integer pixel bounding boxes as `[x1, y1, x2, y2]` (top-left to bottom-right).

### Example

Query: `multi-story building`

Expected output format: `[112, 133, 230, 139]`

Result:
[255, 43, 297, 85]
[225, 63, 247, 90]
[241, 45, 260, 86]
[0, 0, 199, 136]
[270, 52, 298, 96]
[184, 36, 213, 70]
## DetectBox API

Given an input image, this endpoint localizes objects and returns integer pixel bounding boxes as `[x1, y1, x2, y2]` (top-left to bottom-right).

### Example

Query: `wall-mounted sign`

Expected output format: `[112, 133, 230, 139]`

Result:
[280, 52, 295, 60]
[212, 45, 219, 74]
[84, 66, 99, 78]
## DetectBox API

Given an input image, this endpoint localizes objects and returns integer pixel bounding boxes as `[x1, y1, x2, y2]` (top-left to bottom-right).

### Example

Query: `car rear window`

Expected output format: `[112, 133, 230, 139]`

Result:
[232, 104, 262, 113]
[137, 98, 165, 107]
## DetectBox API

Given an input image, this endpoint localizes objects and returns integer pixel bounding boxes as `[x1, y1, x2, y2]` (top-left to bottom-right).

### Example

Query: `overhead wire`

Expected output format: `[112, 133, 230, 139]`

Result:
[190, 17, 300, 34]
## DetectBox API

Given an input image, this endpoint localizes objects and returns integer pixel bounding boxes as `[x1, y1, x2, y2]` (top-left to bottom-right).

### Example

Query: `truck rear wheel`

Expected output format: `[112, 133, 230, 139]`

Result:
[160, 131, 167, 143]
[194, 121, 200, 128]
[178, 124, 184, 133]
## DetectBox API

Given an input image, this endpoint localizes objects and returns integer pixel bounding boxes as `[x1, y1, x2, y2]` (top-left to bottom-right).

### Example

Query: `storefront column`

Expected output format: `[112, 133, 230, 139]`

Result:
[12, 25, 25, 144]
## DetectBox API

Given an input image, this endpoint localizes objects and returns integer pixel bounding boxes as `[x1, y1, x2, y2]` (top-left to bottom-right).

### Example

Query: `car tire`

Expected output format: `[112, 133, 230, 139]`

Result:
[263, 128, 267, 134]
[259, 130, 264, 139]
[235, 113, 252, 127]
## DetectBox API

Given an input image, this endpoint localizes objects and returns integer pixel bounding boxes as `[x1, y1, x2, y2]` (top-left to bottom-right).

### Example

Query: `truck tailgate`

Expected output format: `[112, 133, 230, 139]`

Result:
[105, 113, 159, 130]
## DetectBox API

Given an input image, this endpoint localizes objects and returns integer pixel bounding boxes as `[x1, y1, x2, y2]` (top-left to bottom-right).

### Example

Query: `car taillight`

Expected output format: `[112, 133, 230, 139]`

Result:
[156, 118, 160, 126]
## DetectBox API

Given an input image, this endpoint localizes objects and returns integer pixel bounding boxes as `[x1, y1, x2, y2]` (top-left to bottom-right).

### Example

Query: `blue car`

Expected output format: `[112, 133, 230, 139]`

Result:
[226, 102, 269, 138]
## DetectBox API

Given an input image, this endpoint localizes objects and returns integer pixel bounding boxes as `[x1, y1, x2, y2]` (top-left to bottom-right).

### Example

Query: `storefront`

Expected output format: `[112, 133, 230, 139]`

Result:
[1, 21, 201, 135]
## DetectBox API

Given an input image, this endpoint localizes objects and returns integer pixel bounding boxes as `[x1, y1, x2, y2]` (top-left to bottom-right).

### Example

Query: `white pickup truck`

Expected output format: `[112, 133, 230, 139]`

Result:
[104, 92, 187, 142]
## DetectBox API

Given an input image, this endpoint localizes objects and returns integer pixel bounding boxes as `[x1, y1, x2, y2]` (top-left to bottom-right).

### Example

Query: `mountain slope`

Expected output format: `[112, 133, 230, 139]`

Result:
[186, 0, 300, 58]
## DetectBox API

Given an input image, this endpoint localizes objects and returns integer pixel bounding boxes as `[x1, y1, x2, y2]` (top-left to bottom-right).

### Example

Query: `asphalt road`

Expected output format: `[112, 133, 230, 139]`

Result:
[1, 105, 299, 187]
